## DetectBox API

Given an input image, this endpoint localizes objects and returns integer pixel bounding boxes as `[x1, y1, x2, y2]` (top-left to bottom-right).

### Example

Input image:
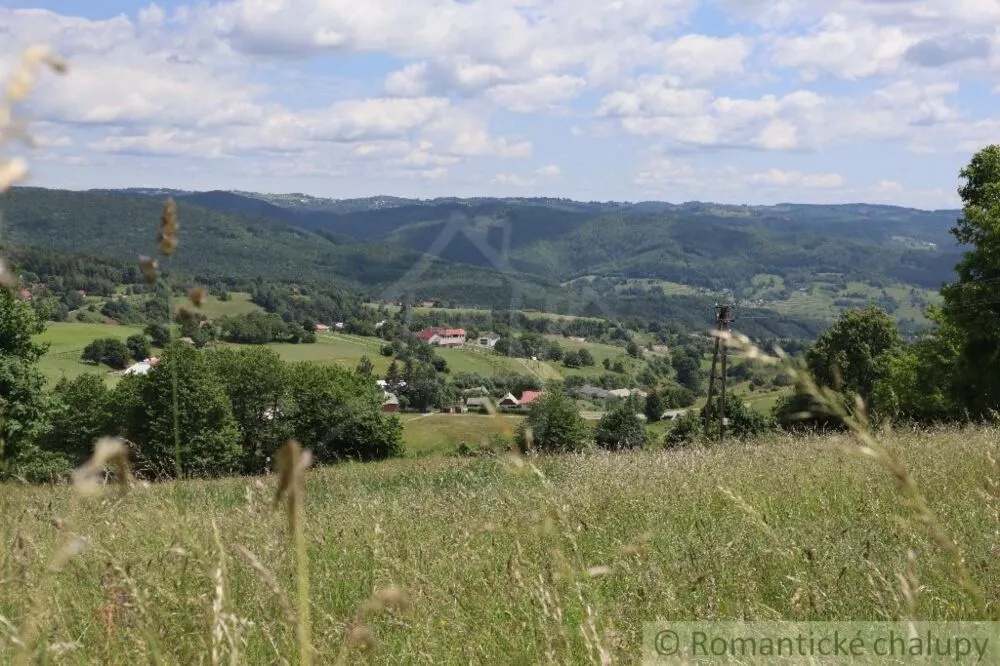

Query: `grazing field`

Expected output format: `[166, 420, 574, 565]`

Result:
[0, 427, 994, 663]
[35, 321, 143, 384]
[197, 292, 264, 319]
[400, 413, 524, 456]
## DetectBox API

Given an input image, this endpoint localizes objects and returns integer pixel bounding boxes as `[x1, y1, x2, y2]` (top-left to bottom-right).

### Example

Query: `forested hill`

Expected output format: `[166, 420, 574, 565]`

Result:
[154, 189, 962, 293]
[0, 185, 966, 339]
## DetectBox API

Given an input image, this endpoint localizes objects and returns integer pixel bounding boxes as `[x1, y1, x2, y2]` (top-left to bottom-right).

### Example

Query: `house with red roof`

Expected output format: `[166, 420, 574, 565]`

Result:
[418, 327, 467, 347]
[518, 390, 543, 406]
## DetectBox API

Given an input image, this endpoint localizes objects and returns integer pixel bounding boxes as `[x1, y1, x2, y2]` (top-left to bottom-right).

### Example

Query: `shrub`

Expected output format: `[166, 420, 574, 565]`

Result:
[595, 405, 648, 450]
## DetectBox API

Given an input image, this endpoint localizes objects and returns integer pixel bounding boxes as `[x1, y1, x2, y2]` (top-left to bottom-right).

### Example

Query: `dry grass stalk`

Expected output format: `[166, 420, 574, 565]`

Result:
[234, 545, 295, 625]
[273, 439, 314, 665]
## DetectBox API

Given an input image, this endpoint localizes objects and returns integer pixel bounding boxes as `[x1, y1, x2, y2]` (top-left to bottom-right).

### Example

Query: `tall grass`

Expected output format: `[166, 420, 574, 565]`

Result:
[1, 428, 998, 662]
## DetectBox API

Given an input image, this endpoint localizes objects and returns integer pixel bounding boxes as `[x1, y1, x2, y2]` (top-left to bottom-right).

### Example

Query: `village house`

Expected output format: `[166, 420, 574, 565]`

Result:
[381, 392, 400, 413]
[418, 327, 467, 347]
[518, 390, 543, 406]
[314, 323, 330, 332]
[464, 396, 491, 413]
[498, 392, 519, 407]
[123, 357, 160, 376]
[573, 385, 611, 400]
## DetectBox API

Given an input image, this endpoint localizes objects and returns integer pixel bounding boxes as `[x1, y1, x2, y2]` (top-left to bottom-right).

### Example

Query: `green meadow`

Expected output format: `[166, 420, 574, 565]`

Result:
[0, 427, 994, 663]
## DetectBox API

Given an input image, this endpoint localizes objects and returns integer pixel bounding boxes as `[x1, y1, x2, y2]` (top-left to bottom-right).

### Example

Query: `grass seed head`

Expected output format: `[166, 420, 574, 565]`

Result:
[188, 287, 207, 308]
[0, 256, 17, 289]
[361, 586, 410, 615]
[273, 439, 313, 528]
[158, 198, 178, 256]
[138, 256, 160, 284]
[72, 437, 131, 496]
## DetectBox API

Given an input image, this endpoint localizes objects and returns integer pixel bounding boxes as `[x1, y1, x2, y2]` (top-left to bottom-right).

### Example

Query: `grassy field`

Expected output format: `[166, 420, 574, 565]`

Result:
[35, 321, 144, 384]
[0, 427, 995, 663]
[400, 413, 524, 456]
[197, 292, 263, 319]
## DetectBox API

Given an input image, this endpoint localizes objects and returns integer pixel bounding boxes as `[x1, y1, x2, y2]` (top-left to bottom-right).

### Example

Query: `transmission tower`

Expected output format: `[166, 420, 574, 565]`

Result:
[701, 303, 734, 442]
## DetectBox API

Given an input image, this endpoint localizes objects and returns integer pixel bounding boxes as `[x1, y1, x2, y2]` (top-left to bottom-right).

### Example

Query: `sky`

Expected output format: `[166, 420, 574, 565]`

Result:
[2, 0, 999, 209]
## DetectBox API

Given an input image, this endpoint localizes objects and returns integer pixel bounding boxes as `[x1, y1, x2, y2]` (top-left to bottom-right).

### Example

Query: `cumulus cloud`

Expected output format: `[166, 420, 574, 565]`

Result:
[1, 0, 992, 204]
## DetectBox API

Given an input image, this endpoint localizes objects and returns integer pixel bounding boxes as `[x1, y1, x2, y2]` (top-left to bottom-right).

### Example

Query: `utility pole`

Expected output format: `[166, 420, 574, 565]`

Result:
[701, 304, 734, 441]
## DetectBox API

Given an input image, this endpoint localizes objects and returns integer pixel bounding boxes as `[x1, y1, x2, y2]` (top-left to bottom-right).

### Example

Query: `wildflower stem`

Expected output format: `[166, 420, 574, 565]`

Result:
[293, 488, 312, 666]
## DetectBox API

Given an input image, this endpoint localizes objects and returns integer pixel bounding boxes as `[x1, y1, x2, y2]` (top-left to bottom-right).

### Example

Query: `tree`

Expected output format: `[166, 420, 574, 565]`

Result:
[127, 333, 151, 362]
[81, 338, 131, 369]
[116, 342, 242, 478]
[43, 374, 115, 468]
[595, 405, 648, 450]
[578, 348, 595, 366]
[0, 289, 54, 478]
[285, 363, 403, 462]
[626, 341, 641, 358]
[145, 322, 171, 347]
[385, 360, 401, 387]
[644, 391, 664, 422]
[517, 390, 591, 453]
[356, 355, 375, 377]
[204, 346, 292, 474]
[871, 307, 963, 423]
[939, 145, 1000, 415]
[804, 305, 900, 407]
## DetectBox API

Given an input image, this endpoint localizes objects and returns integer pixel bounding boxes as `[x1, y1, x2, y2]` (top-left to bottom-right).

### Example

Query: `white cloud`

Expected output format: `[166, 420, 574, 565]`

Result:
[748, 168, 844, 188]
[658, 34, 752, 84]
[537, 164, 561, 178]
[485, 75, 587, 113]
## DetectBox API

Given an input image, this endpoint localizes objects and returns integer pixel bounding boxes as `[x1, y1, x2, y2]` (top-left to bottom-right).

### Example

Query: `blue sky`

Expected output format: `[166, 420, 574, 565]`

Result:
[2, 0, 998, 208]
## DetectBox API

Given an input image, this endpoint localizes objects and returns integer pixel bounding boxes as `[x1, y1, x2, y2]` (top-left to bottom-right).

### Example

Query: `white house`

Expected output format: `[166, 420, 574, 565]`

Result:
[124, 360, 153, 376]
[419, 327, 466, 347]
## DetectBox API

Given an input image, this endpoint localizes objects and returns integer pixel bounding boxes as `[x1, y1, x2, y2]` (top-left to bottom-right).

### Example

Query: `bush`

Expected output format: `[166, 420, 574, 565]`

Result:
[126, 334, 151, 362]
[595, 406, 648, 450]
[517, 390, 591, 453]
[664, 410, 702, 447]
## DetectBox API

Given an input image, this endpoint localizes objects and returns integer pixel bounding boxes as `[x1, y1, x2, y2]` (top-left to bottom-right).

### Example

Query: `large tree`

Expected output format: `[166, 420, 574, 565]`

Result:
[204, 346, 292, 474]
[517, 390, 591, 453]
[0, 289, 53, 477]
[116, 342, 242, 478]
[804, 305, 900, 407]
[939, 144, 1000, 414]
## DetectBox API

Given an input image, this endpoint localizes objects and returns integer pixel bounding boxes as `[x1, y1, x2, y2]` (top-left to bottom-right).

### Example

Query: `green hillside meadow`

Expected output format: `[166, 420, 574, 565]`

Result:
[0, 428, 994, 662]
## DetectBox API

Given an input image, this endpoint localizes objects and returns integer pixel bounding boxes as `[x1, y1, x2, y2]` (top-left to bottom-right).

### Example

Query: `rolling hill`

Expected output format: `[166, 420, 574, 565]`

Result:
[1, 185, 966, 339]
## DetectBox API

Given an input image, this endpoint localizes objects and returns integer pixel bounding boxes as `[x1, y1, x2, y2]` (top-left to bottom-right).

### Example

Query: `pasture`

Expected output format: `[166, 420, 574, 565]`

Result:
[0, 427, 994, 663]
[35, 321, 144, 384]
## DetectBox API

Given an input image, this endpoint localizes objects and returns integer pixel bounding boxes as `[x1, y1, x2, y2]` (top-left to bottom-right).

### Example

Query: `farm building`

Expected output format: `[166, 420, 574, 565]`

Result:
[464, 397, 492, 413]
[498, 392, 519, 407]
[381, 393, 400, 413]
